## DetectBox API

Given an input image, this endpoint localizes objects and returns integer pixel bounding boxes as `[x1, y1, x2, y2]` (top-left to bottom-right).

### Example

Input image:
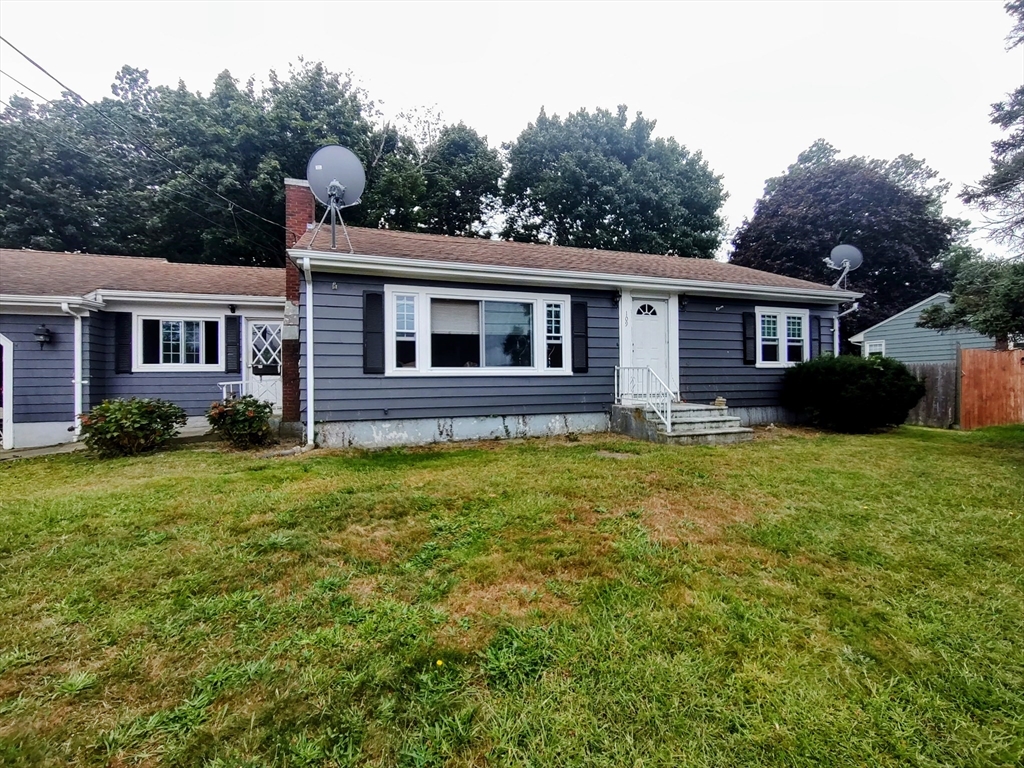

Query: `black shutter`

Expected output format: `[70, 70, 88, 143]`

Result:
[810, 315, 822, 359]
[571, 301, 588, 373]
[225, 316, 241, 374]
[363, 291, 385, 374]
[204, 320, 220, 365]
[742, 312, 756, 365]
[142, 319, 160, 365]
[114, 312, 133, 374]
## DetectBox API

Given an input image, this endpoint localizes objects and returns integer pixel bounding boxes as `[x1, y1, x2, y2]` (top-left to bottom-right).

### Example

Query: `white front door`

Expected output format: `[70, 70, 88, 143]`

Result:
[246, 321, 283, 413]
[631, 298, 670, 387]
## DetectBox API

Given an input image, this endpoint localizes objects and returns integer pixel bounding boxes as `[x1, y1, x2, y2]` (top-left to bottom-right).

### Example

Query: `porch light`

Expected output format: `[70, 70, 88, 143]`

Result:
[33, 323, 52, 349]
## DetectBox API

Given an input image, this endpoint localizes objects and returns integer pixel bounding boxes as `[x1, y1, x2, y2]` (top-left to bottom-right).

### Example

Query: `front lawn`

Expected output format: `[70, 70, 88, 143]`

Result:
[1, 426, 1022, 767]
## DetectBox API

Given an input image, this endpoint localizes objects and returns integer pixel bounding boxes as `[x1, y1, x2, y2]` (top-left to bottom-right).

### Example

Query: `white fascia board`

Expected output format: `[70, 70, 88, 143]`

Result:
[87, 290, 285, 308]
[852, 293, 950, 339]
[0, 294, 103, 311]
[289, 249, 862, 305]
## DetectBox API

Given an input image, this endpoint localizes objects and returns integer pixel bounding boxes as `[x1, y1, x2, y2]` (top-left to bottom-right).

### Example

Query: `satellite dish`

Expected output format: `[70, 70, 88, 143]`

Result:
[829, 244, 863, 271]
[825, 244, 863, 289]
[306, 145, 366, 208]
[305, 145, 366, 251]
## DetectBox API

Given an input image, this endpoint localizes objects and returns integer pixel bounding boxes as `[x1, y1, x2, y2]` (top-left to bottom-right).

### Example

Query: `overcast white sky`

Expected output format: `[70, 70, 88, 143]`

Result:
[1, 1, 1021, 256]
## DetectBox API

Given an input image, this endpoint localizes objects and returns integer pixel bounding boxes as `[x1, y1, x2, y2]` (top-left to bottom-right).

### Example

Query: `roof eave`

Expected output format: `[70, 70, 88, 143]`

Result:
[289, 248, 862, 304]
[87, 290, 286, 307]
[0, 294, 104, 311]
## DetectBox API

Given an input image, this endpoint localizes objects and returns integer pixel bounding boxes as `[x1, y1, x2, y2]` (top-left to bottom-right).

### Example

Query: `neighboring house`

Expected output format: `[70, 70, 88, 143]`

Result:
[0, 250, 285, 450]
[280, 179, 860, 448]
[849, 293, 995, 363]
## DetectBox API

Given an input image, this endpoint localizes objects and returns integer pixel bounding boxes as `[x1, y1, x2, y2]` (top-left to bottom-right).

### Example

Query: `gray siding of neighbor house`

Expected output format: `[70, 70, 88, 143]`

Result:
[0, 313, 74, 423]
[83, 312, 106, 409]
[299, 273, 618, 422]
[861, 295, 994, 364]
[90, 310, 234, 416]
[679, 297, 838, 408]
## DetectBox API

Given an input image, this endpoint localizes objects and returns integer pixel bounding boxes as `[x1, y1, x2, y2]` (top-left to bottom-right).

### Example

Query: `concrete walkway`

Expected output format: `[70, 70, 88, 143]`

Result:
[0, 423, 218, 462]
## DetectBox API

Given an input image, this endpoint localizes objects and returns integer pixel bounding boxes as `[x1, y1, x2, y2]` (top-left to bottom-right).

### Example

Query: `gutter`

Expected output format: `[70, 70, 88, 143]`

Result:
[288, 249, 863, 305]
[302, 257, 315, 447]
[88, 290, 285, 308]
[1, 294, 104, 311]
[60, 302, 86, 438]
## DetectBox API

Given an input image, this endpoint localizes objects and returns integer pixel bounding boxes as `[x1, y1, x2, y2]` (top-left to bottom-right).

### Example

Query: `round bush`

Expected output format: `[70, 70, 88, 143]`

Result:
[206, 395, 275, 449]
[78, 398, 188, 457]
[781, 354, 926, 433]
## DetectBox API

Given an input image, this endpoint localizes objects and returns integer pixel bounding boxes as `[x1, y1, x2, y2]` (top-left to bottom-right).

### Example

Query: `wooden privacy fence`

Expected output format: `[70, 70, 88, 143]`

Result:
[960, 348, 1024, 430]
[905, 362, 958, 428]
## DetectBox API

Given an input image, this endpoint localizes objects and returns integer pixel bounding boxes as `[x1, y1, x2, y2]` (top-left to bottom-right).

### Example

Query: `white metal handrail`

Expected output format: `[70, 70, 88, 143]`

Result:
[615, 366, 673, 431]
[218, 380, 249, 400]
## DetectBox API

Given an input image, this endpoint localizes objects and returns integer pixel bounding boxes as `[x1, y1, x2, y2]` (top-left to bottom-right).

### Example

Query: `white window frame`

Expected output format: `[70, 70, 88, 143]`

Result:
[864, 340, 886, 358]
[383, 284, 573, 376]
[755, 306, 810, 369]
[134, 313, 226, 373]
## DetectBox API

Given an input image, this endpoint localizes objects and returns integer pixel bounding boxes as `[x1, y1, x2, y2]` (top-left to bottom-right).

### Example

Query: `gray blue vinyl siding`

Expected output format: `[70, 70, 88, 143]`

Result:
[87, 310, 236, 417]
[300, 273, 618, 422]
[860, 295, 994, 363]
[679, 297, 838, 408]
[0, 313, 74, 423]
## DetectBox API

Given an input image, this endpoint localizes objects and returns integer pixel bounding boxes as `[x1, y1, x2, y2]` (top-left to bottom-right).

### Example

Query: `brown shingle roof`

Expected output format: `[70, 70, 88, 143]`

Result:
[295, 226, 841, 294]
[0, 249, 284, 298]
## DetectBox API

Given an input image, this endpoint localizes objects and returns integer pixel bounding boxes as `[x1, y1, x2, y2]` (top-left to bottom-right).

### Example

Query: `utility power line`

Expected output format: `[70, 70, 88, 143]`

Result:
[0, 97, 283, 264]
[0, 34, 287, 234]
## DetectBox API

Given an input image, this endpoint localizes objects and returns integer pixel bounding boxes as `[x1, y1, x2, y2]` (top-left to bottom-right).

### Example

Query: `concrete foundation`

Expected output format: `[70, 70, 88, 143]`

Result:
[316, 412, 609, 449]
[729, 405, 796, 426]
[10, 421, 77, 449]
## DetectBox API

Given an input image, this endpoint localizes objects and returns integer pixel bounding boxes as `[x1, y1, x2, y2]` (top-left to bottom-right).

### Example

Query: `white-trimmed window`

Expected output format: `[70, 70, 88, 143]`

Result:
[755, 307, 809, 368]
[136, 316, 222, 371]
[384, 285, 572, 376]
[865, 340, 885, 358]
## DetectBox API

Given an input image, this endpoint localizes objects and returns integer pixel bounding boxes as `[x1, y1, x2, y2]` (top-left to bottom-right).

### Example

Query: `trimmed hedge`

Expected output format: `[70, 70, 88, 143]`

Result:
[781, 354, 925, 433]
[78, 398, 187, 457]
[207, 395, 275, 449]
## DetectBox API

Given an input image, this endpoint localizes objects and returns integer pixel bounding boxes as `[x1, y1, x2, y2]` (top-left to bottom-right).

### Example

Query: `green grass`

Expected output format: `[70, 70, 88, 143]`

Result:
[1, 425, 1022, 767]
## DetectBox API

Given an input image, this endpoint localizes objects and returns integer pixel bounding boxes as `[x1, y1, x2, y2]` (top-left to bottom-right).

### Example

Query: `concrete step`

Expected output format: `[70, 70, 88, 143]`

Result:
[669, 417, 745, 433]
[656, 426, 754, 446]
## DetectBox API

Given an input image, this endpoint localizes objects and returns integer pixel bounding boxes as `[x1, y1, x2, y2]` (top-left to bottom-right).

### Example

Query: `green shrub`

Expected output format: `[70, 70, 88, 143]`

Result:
[206, 395, 275, 449]
[78, 398, 188, 457]
[781, 354, 926, 433]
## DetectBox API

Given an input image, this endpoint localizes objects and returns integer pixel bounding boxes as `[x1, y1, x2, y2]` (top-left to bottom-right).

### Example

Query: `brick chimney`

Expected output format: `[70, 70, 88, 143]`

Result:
[282, 178, 315, 424]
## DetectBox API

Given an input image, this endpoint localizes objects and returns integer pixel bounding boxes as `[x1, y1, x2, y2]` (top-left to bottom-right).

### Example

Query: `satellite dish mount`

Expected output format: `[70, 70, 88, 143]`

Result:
[825, 244, 863, 289]
[306, 145, 367, 252]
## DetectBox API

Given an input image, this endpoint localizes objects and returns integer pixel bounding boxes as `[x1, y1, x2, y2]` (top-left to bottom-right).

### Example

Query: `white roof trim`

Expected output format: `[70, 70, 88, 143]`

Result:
[848, 293, 950, 343]
[0, 294, 104, 311]
[289, 249, 862, 304]
[86, 289, 285, 308]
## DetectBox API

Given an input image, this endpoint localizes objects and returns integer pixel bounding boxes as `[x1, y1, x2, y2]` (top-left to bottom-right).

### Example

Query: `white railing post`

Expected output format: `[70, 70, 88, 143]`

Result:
[614, 365, 673, 432]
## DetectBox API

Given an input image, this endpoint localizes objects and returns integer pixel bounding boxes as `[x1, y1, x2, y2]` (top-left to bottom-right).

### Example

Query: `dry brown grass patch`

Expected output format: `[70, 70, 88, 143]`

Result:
[635, 491, 758, 544]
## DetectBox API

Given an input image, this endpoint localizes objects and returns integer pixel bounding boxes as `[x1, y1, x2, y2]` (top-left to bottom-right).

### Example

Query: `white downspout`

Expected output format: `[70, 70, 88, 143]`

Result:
[302, 257, 315, 446]
[61, 302, 85, 438]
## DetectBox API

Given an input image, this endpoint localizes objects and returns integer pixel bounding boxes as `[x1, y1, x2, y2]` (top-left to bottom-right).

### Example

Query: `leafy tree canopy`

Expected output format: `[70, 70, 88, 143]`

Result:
[961, 1, 1024, 254]
[917, 257, 1024, 347]
[0, 62, 503, 265]
[729, 140, 965, 339]
[502, 105, 726, 258]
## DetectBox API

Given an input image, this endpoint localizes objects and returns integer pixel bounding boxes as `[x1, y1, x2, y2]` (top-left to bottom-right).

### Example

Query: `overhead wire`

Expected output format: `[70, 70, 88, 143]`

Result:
[0, 34, 287, 234]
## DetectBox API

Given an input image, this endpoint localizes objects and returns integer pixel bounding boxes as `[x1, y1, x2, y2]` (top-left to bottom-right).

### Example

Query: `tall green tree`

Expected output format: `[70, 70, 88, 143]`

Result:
[502, 105, 726, 257]
[0, 61, 502, 265]
[960, 1, 1024, 255]
[420, 123, 503, 236]
[729, 140, 964, 339]
[917, 258, 1024, 348]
